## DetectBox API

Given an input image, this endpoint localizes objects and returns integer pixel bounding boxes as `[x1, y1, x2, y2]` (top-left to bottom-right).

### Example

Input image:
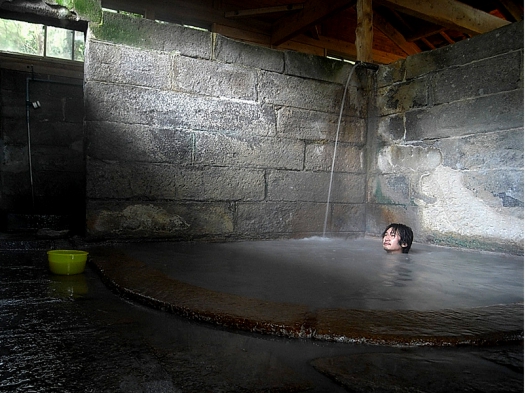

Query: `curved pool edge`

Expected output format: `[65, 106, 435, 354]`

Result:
[89, 248, 524, 347]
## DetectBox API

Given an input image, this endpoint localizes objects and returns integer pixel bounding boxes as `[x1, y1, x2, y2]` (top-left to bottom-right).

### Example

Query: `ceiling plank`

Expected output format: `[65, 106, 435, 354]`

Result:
[103, 0, 271, 32]
[373, 10, 420, 55]
[375, 0, 510, 35]
[271, 0, 356, 46]
[225, 4, 304, 18]
[274, 39, 326, 56]
[212, 23, 272, 46]
[387, 8, 444, 42]
[405, 26, 445, 42]
[292, 34, 404, 64]
[440, 31, 455, 44]
[356, 0, 373, 62]
[421, 37, 436, 50]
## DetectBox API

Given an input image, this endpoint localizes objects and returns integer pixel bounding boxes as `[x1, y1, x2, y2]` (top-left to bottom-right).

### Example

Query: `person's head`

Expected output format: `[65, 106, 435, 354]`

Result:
[382, 223, 413, 254]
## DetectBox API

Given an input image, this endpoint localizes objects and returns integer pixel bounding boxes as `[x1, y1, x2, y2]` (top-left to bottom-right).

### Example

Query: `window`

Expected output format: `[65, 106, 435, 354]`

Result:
[0, 18, 85, 61]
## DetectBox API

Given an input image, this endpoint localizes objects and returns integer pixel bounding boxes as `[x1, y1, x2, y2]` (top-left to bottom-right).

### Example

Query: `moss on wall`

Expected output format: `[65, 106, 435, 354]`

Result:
[372, 182, 394, 205]
[46, 0, 102, 23]
[89, 11, 153, 47]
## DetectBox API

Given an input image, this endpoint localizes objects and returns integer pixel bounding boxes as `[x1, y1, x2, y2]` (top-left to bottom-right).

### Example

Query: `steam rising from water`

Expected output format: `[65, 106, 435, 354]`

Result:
[126, 237, 523, 312]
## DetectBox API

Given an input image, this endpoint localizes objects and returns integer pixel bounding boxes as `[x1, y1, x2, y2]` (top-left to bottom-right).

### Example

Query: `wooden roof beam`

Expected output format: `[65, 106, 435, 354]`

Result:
[356, 0, 373, 63]
[271, 0, 356, 46]
[224, 4, 304, 18]
[298, 34, 404, 64]
[375, 0, 510, 35]
[373, 10, 420, 55]
[405, 26, 445, 42]
[421, 37, 436, 50]
[440, 31, 455, 44]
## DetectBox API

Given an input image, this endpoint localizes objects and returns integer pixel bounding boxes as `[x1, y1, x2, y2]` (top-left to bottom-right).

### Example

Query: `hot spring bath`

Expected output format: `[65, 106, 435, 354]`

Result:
[91, 237, 523, 345]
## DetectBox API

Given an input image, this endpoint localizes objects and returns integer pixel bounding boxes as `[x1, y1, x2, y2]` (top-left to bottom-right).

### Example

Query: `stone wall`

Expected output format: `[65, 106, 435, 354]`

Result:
[84, 12, 523, 253]
[84, 12, 371, 241]
[368, 22, 524, 254]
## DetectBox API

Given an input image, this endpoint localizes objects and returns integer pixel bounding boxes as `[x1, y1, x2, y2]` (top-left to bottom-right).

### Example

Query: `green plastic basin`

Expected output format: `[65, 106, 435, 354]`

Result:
[47, 250, 89, 275]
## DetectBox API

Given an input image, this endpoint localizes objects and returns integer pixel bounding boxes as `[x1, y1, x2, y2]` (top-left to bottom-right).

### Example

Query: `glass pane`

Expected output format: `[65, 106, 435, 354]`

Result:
[73, 31, 85, 61]
[0, 19, 44, 56]
[46, 25, 73, 60]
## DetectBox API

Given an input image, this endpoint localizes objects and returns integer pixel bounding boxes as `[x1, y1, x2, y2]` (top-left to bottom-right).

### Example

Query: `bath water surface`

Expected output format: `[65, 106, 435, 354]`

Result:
[124, 237, 523, 311]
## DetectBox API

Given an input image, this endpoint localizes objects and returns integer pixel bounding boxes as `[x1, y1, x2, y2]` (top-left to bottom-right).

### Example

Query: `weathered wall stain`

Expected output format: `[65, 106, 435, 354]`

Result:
[369, 22, 523, 253]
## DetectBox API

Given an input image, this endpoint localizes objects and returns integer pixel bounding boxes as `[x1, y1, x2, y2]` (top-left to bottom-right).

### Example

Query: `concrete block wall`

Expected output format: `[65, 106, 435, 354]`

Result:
[368, 22, 524, 254]
[84, 12, 370, 240]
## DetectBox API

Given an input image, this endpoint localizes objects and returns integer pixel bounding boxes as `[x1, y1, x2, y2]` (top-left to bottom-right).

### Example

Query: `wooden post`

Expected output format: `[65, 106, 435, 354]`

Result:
[356, 0, 373, 63]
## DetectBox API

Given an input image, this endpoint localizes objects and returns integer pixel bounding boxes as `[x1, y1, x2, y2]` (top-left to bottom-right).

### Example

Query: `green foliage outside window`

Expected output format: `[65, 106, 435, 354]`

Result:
[0, 19, 44, 56]
[73, 31, 85, 61]
[0, 18, 84, 61]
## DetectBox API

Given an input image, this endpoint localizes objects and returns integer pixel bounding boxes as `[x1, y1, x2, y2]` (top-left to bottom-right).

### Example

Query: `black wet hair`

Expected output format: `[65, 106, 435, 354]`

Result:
[382, 223, 414, 253]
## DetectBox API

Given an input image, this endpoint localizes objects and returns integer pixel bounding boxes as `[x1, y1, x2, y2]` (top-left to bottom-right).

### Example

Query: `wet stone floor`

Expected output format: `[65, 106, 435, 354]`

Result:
[0, 249, 523, 393]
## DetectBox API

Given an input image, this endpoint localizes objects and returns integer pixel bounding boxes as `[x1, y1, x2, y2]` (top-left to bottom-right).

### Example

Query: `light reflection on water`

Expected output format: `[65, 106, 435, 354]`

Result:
[126, 237, 524, 311]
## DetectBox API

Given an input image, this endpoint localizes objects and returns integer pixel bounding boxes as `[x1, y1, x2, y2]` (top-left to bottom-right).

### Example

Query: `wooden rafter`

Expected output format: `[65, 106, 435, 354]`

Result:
[440, 31, 455, 44]
[89, 0, 519, 65]
[271, 0, 356, 46]
[297, 34, 404, 63]
[373, 10, 420, 55]
[224, 4, 304, 18]
[405, 26, 445, 42]
[375, 0, 510, 35]
[421, 37, 436, 50]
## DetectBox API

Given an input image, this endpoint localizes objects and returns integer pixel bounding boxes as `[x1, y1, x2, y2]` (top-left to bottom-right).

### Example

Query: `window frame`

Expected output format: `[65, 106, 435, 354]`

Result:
[0, 16, 86, 62]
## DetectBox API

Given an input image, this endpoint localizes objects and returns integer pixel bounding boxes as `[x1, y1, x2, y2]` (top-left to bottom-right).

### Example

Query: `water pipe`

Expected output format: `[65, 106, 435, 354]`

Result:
[25, 73, 37, 211]
[355, 61, 380, 71]
[322, 61, 378, 237]
[25, 65, 83, 211]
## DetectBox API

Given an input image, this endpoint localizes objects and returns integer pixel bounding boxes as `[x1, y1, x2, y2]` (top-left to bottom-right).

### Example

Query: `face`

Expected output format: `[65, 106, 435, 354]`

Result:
[382, 228, 406, 253]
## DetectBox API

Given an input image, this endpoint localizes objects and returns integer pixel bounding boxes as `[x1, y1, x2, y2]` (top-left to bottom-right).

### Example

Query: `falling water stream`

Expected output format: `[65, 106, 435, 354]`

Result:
[323, 63, 358, 237]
